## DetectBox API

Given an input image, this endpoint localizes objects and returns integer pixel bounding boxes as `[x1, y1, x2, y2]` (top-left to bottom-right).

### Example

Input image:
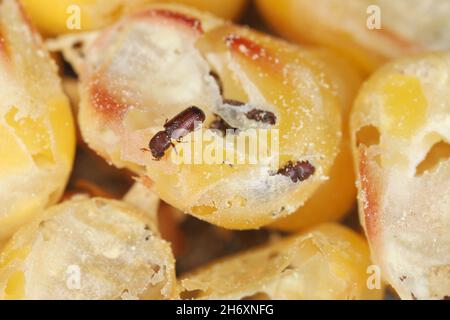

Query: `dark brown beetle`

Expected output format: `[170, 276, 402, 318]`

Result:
[147, 106, 206, 160]
[276, 161, 315, 183]
[149, 131, 172, 160]
[246, 109, 277, 125]
[222, 99, 277, 125]
[164, 106, 206, 140]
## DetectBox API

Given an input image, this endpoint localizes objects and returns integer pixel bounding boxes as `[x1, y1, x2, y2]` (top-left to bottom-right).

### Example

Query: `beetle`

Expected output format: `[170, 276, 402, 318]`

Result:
[149, 131, 172, 160]
[246, 109, 277, 125]
[276, 161, 315, 183]
[163, 106, 206, 141]
[222, 99, 277, 125]
[147, 106, 206, 160]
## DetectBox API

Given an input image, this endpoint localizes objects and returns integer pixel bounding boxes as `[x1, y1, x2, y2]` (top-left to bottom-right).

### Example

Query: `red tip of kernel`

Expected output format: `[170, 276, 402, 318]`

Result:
[225, 34, 281, 70]
[225, 34, 266, 59]
[135, 9, 203, 34]
[0, 28, 9, 60]
[90, 77, 129, 121]
[358, 146, 381, 240]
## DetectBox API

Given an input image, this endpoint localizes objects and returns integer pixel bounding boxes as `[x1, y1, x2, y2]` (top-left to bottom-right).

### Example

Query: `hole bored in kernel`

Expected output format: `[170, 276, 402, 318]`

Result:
[415, 140, 450, 176]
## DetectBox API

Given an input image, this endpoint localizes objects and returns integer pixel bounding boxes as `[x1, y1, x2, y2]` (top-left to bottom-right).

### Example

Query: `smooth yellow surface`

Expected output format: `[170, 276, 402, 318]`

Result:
[20, 0, 248, 35]
[0, 124, 32, 177]
[256, 0, 415, 74]
[382, 74, 427, 138]
[5, 107, 54, 166]
[0, 244, 29, 300]
[256, 0, 378, 73]
[162, 0, 247, 20]
[271, 141, 356, 231]
[0, 199, 41, 242]
[4, 272, 25, 300]
[20, 0, 96, 35]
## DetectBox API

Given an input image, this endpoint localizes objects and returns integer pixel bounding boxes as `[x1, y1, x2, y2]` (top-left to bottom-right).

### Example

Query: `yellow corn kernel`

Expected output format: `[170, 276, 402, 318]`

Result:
[73, 8, 343, 229]
[256, 0, 450, 74]
[5, 107, 54, 165]
[0, 0, 75, 239]
[165, 0, 247, 20]
[4, 272, 25, 300]
[382, 74, 427, 138]
[0, 198, 177, 300]
[180, 223, 384, 300]
[270, 50, 362, 232]
[271, 141, 356, 231]
[20, 0, 117, 35]
[351, 52, 450, 299]
[20, 0, 248, 36]
[0, 124, 33, 177]
[255, 0, 386, 74]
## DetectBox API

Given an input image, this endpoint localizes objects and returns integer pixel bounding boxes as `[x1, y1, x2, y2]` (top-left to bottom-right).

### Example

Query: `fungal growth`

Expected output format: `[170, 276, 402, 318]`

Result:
[148, 106, 206, 160]
[276, 161, 315, 183]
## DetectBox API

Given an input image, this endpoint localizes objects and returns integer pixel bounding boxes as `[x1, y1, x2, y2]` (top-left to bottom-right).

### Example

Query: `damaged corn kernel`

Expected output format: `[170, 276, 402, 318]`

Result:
[351, 52, 450, 300]
[55, 4, 347, 229]
[180, 223, 384, 300]
[0, 197, 177, 300]
[0, 0, 75, 240]
[271, 51, 362, 231]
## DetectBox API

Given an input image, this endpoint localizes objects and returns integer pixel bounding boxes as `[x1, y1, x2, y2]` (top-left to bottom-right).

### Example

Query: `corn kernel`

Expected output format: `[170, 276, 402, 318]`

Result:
[0, 0, 75, 239]
[67, 5, 344, 229]
[0, 197, 177, 300]
[180, 224, 384, 300]
[351, 52, 450, 299]
[20, 0, 248, 36]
